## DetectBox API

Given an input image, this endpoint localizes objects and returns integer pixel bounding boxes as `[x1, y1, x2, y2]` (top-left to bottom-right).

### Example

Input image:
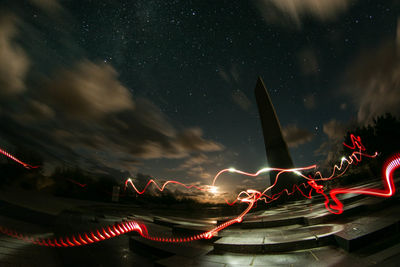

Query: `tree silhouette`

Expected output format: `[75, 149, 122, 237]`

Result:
[339, 113, 400, 185]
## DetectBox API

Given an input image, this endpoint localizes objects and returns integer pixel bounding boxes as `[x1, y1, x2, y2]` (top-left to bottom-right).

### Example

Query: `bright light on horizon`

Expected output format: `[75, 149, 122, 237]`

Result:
[209, 186, 218, 194]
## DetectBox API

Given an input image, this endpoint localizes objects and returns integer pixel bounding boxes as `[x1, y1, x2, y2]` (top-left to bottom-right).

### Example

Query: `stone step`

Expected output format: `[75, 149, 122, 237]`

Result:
[240, 215, 305, 229]
[153, 217, 180, 228]
[153, 216, 216, 228]
[218, 223, 303, 237]
[213, 224, 341, 253]
[172, 224, 216, 236]
[216, 194, 370, 230]
[333, 204, 400, 252]
[154, 255, 225, 267]
[155, 245, 373, 267]
[304, 199, 367, 225]
[304, 194, 399, 225]
[129, 236, 212, 258]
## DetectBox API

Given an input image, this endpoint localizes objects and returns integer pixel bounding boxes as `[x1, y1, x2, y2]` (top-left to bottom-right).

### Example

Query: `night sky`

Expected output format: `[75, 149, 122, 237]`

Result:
[1, 0, 400, 197]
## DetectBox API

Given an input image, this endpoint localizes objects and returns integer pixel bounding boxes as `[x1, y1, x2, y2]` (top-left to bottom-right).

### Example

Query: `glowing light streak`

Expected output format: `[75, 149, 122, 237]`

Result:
[0, 221, 145, 247]
[311, 134, 378, 181]
[66, 178, 87, 188]
[124, 178, 209, 194]
[0, 134, 398, 246]
[324, 154, 400, 214]
[0, 147, 39, 169]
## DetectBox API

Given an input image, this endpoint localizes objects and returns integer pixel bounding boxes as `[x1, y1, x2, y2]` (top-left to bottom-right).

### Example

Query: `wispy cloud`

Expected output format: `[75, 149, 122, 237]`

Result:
[254, 0, 354, 28]
[0, 13, 223, 175]
[343, 19, 400, 124]
[0, 14, 29, 95]
[282, 124, 313, 147]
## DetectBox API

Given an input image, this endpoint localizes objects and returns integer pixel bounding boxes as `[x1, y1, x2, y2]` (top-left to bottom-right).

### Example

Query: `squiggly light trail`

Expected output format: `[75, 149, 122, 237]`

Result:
[0, 135, 399, 246]
[0, 147, 39, 169]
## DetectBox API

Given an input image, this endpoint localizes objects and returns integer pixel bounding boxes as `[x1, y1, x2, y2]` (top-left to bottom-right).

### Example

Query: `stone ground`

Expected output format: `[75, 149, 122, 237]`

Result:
[0, 182, 400, 266]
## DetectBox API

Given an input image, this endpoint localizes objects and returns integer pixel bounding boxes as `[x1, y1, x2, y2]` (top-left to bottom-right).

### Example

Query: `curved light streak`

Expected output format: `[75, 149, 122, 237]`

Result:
[0, 134, 398, 245]
[0, 147, 39, 169]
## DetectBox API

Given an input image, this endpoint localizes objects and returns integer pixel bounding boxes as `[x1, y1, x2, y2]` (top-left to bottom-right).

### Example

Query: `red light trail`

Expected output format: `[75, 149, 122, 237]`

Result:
[0, 147, 39, 169]
[124, 179, 208, 194]
[0, 135, 399, 246]
[324, 154, 399, 214]
[0, 221, 147, 247]
[66, 178, 87, 188]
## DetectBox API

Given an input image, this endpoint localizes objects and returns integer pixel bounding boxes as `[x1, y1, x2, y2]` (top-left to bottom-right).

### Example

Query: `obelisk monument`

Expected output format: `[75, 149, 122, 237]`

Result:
[254, 77, 298, 196]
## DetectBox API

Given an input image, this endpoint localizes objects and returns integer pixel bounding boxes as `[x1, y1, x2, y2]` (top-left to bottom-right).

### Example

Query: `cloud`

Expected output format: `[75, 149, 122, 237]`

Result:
[343, 25, 400, 124]
[0, 14, 30, 95]
[322, 119, 347, 140]
[175, 154, 214, 179]
[232, 89, 252, 111]
[11, 100, 55, 122]
[315, 119, 350, 168]
[254, 0, 353, 27]
[218, 68, 230, 83]
[176, 128, 223, 153]
[29, 0, 62, 13]
[298, 49, 319, 75]
[178, 154, 209, 170]
[282, 124, 313, 147]
[302, 94, 316, 110]
[218, 64, 240, 84]
[0, 59, 223, 174]
[186, 166, 212, 179]
[218, 65, 252, 111]
[45, 96, 222, 163]
[44, 60, 135, 119]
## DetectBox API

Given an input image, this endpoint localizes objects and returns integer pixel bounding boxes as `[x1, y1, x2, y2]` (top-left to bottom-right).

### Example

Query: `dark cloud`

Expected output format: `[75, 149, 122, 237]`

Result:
[218, 65, 252, 112]
[11, 100, 55, 123]
[315, 119, 351, 168]
[29, 0, 62, 13]
[232, 89, 252, 111]
[176, 154, 213, 179]
[323, 119, 347, 140]
[302, 94, 316, 110]
[44, 60, 135, 119]
[176, 128, 223, 153]
[178, 154, 209, 170]
[0, 14, 29, 95]
[298, 49, 319, 75]
[343, 24, 400, 124]
[0, 58, 223, 174]
[254, 0, 353, 28]
[186, 166, 212, 179]
[282, 125, 313, 147]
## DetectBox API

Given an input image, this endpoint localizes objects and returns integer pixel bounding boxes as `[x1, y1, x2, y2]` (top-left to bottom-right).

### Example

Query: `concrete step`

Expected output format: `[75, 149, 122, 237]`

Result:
[239, 215, 305, 229]
[155, 245, 373, 267]
[304, 194, 399, 225]
[213, 224, 341, 253]
[154, 255, 225, 267]
[153, 217, 180, 228]
[129, 236, 212, 258]
[216, 194, 369, 230]
[333, 205, 400, 252]
[153, 216, 216, 228]
[304, 199, 367, 225]
[172, 224, 216, 236]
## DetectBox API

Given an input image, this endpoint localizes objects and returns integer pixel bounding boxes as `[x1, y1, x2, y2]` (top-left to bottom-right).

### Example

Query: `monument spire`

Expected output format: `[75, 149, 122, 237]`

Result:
[254, 77, 298, 195]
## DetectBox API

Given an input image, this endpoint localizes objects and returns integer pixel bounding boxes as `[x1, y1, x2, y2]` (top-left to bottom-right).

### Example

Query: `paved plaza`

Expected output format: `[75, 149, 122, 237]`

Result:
[0, 181, 400, 266]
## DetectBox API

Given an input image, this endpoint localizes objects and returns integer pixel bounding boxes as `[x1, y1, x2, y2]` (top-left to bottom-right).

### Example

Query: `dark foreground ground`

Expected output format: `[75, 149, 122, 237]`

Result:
[0, 182, 400, 267]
